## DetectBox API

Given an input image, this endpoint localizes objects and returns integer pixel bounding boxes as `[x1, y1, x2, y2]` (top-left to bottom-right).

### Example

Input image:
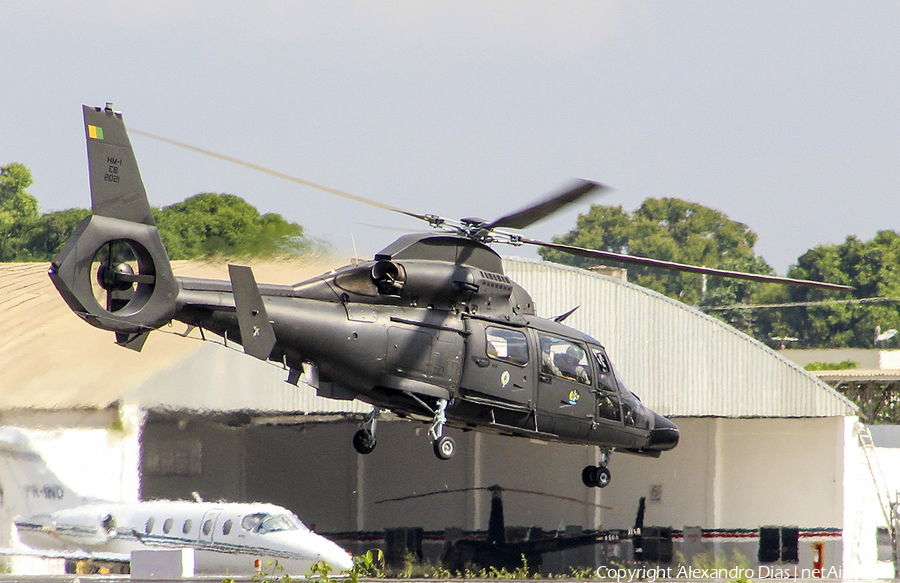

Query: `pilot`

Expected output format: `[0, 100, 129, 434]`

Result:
[556, 345, 590, 384]
[541, 338, 561, 376]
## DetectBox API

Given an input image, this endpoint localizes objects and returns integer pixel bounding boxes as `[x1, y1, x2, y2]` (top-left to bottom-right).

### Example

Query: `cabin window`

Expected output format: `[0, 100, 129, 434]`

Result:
[222, 519, 233, 536]
[163, 518, 173, 534]
[145, 517, 155, 534]
[182, 519, 193, 534]
[539, 334, 591, 385]
[202, 520, 213, 536]
[485, 327, 528, 366]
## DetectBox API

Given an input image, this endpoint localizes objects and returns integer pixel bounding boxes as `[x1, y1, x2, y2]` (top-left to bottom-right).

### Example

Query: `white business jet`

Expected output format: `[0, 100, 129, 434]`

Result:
[0, 427, 353, 575]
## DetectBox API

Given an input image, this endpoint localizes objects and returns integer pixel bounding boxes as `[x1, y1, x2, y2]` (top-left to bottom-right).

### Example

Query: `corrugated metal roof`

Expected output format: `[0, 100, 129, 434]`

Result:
[502, 258, 857, 418]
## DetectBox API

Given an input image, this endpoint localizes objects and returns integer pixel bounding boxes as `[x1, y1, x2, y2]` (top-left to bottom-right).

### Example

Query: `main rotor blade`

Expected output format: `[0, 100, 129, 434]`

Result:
[130, 128, 430, 220]
[486, 179, 606, 231]
[375, 486, 616, 510]
[524, 238, 856, 292]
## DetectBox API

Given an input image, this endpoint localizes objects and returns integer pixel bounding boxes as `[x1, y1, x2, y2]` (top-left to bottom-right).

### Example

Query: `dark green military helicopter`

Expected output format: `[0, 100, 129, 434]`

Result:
[50, 105, 852, 488]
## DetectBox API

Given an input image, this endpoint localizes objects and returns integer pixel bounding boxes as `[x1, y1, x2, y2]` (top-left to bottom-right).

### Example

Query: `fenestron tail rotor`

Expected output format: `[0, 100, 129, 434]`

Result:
[48, 105, 178, 348]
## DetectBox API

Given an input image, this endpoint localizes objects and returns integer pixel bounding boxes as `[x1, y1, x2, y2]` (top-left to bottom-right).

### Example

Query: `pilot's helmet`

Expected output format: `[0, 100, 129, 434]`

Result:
[565, 345, 583, 362]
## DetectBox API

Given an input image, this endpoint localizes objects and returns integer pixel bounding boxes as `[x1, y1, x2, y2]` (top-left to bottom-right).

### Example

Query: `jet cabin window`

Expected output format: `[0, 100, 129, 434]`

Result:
[485, 327, 528, 366]
[540, 335, 591, 385]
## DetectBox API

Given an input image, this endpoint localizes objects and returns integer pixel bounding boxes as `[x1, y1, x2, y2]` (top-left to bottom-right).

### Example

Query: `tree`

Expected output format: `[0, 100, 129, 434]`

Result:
[154, 192, 311, 259]
[539, 198, 774, 313]
[755, 232, 900, 348]
[0, 163, 41, 261]
[0, 163, 38, 226]
[0, 162, 315, 262]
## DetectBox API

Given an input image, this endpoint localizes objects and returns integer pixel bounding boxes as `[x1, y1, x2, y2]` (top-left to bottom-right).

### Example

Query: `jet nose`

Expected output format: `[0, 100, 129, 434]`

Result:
[647, 413, 679, 451]
[319, 539, 354, 571]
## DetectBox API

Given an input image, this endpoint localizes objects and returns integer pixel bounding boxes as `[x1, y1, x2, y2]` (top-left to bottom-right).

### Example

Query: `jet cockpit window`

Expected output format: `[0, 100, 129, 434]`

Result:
[241, 513, 306, 534]
[485, 327, 528, 366]
[258, 514, 302, 534]
[241, 513, 265, 532]
[539, 334, 591, 385]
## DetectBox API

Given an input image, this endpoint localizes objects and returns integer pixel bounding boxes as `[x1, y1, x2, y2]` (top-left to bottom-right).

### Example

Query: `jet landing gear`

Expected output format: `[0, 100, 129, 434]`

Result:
[429, 399, 455, 461]
[353, 408, 379, 455]
[582, 449, 611, 488]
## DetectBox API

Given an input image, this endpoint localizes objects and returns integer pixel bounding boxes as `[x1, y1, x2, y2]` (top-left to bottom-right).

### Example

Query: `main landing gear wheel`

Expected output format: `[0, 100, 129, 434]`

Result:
[582, 465, 611, 488]
[433, 436, 455, 460]
[353, 407, 379, 455]
[353, 429, 376, 455]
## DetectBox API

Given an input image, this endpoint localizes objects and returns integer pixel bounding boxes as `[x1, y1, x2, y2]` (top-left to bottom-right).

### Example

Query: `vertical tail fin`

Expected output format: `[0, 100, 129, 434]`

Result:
[49, 105, 178, 345]
[84, 103, 157, 224]
[0, 428, 91, 519]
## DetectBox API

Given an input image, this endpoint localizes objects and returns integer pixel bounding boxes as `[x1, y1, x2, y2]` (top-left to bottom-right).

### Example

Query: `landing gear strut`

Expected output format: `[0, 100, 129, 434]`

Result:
[582, 449, 611, 488]
[353, 407, 379, 455]
[429, 399, 454, 460]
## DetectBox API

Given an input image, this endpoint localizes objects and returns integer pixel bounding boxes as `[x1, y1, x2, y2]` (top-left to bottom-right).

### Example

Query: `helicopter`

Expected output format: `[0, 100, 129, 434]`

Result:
[50, 105, 853, 488]
[377, 485, 621, 574]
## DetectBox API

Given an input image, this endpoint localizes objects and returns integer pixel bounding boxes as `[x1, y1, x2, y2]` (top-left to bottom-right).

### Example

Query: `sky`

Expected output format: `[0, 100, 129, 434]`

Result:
[4, 1, 900, 274]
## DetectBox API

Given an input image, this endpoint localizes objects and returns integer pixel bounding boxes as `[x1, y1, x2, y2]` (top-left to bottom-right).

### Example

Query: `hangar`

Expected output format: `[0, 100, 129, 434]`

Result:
[0, 257, 886, 577]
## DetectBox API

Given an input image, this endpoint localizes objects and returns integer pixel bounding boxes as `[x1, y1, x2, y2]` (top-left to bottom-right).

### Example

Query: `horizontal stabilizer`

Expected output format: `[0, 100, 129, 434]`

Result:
[228, 265, 277, 360]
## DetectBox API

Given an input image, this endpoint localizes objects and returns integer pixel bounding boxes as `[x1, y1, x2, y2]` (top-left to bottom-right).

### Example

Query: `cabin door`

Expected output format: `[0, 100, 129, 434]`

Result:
[459, 320, 532, 406]
[199, 508, 222, 543]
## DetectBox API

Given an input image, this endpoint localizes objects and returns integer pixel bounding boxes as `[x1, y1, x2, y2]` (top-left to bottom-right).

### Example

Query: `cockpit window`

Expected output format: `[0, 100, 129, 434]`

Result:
[258, 514, 301, 534]
[241, 512, 306, 534]
[539, 334, 591, 385]
[241, 513, 265, 532]
[592, 349, 610, 374]
[485, 327, 528, 366]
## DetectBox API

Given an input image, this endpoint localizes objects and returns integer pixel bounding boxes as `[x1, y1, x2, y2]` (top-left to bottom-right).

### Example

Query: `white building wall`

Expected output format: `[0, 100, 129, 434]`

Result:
[843, 423, 900, 579]
[599, 417, 846, 531]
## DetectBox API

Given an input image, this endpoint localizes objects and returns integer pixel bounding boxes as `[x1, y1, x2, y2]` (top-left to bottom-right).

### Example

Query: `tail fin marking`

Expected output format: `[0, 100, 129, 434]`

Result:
[83, 104, 156, 226]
